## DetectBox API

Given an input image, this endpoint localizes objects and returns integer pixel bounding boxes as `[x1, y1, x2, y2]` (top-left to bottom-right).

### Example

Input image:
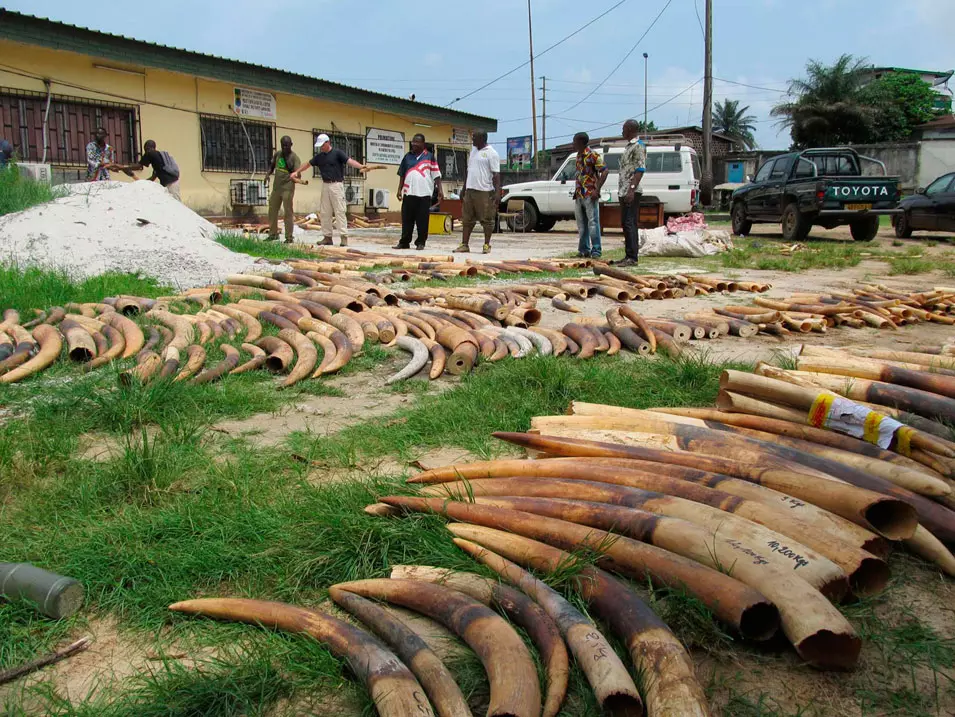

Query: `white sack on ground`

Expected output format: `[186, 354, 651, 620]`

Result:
[639, 227, 734, 257]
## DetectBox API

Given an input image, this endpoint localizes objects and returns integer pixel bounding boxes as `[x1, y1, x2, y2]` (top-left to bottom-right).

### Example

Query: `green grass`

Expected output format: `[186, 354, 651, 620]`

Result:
[720, 238, 870, 272]
[214, 231, 326, 261]
[0, 166, 64, 216]
[0, 264, 170, 315]
[289, 352, 741, 466]
[889, 256, 938, 275]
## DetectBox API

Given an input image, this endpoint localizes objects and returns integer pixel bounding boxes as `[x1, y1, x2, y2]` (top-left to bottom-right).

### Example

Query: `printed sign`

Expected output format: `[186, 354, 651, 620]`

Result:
[366, 127, 406, 165]
[452, 127, 471, 145]
[507, 136, 533, 170]
[233, 87, 276, 120]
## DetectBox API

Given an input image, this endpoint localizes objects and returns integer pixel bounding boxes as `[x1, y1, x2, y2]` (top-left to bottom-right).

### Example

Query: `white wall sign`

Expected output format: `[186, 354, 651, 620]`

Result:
[366, 127, 406, 165]
[452, 127, 471, 145]
[234, 87, 276, 120]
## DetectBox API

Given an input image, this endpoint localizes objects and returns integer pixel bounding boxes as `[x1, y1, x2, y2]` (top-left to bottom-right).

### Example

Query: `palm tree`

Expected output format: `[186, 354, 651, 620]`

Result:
[771, 54, 872, 148]
[712, 99, 757, 150]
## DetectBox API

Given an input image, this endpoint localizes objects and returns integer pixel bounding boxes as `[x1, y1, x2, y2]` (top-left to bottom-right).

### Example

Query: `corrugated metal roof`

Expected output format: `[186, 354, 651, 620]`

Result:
[0, 9, 497, 131]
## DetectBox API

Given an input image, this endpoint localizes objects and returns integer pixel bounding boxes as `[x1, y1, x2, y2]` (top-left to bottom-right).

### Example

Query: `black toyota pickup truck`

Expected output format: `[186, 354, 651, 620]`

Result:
[731, 148, 902, 241]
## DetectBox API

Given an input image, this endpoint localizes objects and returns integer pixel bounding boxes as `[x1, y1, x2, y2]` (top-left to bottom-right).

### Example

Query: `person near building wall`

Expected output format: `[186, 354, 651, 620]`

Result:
[394, 133, 443, 250]
[457, 130, 501, 254]
[86, 127, 117, 181]
[292, 133, 365, 247]
[572, 131, 609, 259]
[617, 119, 646, 267]
[264, 135, 301, 242]
[118, 140, 182, 200]
[0, 138, 13, 169]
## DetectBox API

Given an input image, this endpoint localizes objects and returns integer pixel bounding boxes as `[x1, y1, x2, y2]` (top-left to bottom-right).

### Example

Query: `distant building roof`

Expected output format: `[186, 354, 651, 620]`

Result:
[858, 67, 954, 86]
[0, 9, 497, 131]
[916, 115, 955, 131]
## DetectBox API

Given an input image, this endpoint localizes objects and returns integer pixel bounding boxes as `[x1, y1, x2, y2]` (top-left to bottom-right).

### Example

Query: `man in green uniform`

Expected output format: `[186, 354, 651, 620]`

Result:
[265, 135, 301, 242]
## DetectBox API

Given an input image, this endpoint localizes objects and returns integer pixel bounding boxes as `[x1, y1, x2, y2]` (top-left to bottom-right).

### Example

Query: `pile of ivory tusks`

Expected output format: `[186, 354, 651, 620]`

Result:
[361, 394, 955, 679]
[0, 261, 757, 388]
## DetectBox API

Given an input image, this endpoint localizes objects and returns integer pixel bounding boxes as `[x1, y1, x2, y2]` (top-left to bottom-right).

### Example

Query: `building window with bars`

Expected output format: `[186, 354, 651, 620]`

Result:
[0, 88, 137, 169]
[200, 114, 274, 173]
[312, 130, 364, 179]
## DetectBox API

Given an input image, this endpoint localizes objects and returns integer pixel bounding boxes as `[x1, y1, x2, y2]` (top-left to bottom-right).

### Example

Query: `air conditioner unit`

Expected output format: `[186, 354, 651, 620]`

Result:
[230, 179, 268, 207]
[344, 183, 363, 205]
[367, 187, 390, 209]
[17, 163, 52, 183]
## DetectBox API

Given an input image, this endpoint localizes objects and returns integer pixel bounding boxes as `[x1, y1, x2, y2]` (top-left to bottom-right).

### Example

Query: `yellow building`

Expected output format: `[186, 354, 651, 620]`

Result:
[0, 9, 496, 216]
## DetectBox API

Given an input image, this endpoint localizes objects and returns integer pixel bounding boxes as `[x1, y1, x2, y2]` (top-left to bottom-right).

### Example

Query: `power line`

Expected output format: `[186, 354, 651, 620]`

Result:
[693, 0, 705, 37]
[713, 77, 789, 93]
[557, 0, 675, 114]
[447, 0, 632, 107]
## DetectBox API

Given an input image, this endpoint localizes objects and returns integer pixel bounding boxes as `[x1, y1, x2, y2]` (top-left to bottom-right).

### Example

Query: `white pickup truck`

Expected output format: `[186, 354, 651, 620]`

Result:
[500, 142, 702, 231]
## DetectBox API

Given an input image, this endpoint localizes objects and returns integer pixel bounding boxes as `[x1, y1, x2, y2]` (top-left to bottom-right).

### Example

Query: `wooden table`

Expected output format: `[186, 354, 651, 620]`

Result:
[600, 200, 664, 230]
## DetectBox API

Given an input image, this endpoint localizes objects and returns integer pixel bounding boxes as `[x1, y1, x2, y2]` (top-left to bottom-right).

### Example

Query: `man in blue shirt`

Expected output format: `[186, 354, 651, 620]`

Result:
[0, 139, 13, 169]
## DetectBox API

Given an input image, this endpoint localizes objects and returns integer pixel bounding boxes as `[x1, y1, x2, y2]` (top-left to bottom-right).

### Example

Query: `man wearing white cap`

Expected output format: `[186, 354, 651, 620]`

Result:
[292, 134, 365, 247]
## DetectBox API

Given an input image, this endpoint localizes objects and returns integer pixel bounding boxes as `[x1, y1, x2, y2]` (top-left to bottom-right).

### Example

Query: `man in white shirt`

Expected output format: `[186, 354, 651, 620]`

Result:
[394, 133, 443, 250]
[457, 130, 501, 253]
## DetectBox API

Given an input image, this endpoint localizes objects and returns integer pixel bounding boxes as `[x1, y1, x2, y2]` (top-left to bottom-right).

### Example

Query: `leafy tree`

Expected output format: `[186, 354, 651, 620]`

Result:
[712, 99, 757, 149]
[857, 71, 945, 142]
[772, 54, 872, 148]
[635, 120, 658, 133]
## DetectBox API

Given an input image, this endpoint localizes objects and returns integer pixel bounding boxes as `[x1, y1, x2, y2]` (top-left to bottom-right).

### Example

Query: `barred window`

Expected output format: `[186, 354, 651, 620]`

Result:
[0, 88, 137, 167]
[313, 129, 364, 179]
[200, 114, 274, 173]
[436, 146, 468, 181]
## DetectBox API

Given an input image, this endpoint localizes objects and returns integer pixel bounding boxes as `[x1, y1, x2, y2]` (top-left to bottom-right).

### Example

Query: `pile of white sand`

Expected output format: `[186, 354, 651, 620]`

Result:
[0, 181, 259, 289]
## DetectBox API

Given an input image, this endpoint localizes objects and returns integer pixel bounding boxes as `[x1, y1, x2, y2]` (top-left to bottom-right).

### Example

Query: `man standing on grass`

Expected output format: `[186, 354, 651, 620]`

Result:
[617, 119, 646, 267]
[86, 127, 117, 182]
[457, 130, 501, 254]
[292, 134, 365, 247]
[119, 140, 182, 200]
[394, 133, 443, 250]
[265, 136, 301, 243]
[572, 132, 608, 259]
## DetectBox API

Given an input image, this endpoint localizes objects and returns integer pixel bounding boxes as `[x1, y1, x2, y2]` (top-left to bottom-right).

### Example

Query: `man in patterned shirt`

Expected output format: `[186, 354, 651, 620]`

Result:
[617, 119, 646, 267]
[572, 132, 608, 258]
[86, 128, 117, 182]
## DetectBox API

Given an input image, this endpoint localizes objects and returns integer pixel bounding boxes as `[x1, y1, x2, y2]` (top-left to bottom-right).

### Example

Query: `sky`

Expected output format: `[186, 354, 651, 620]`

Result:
[6, 0, 954, 153]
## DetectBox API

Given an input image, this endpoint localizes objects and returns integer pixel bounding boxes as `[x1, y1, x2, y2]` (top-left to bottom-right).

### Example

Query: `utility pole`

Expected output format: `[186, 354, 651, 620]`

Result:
[643, 53, 649, 132]
[541, 76, 547, 162]
[528, 0, 539, 168]
[701, 0, 713, 205]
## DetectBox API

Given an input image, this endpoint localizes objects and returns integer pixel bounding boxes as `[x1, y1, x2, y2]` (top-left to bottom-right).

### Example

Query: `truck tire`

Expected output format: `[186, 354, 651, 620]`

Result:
[731, 202, 752, 237]
[850, 216, 880, 242]
[507, 201, 539, 232]
[536, 216, 557, 232]
[893, 211, 913, 239]
[781, 203, 811, 242]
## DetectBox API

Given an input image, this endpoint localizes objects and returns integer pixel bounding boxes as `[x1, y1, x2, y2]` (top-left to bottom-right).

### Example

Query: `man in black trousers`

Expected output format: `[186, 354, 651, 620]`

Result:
[394, 133, 443, 250]
[617, 119, 646, 267]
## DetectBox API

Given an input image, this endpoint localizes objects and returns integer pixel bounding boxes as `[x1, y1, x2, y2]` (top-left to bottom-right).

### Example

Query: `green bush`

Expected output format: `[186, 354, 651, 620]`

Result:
[0, 164, 64, 216]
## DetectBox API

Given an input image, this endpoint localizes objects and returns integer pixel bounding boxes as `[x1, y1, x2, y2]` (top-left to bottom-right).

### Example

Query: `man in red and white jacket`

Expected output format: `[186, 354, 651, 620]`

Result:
[394, 133, 443, 250]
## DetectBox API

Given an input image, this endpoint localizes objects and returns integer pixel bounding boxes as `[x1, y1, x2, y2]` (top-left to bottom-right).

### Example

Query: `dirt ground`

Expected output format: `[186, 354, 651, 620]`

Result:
[9, 223, 955, 715]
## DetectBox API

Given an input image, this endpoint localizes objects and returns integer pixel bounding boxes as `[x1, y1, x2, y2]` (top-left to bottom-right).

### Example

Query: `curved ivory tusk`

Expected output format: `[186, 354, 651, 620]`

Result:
[231, 343, 267, 375]
[328, 588, 471, 717]
[454, 541, 643, 715]
[452, 526, 711, 717]
[332, 579, 541, 717]
[389, 565, 569, 717]
[173, 345, 207, 382]
[192, 345, 240, 385]
[379, 496, 779, 643]
[386, 336, 429, 385]
[169, 598, 434, 717]
[277, 329, 317, 388]
[0, 324, 61, 384]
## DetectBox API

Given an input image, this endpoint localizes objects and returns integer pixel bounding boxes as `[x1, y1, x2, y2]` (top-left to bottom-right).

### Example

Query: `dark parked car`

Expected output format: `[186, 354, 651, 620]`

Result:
[731, 148, 902, 241]
[893, 172, 955, 237]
